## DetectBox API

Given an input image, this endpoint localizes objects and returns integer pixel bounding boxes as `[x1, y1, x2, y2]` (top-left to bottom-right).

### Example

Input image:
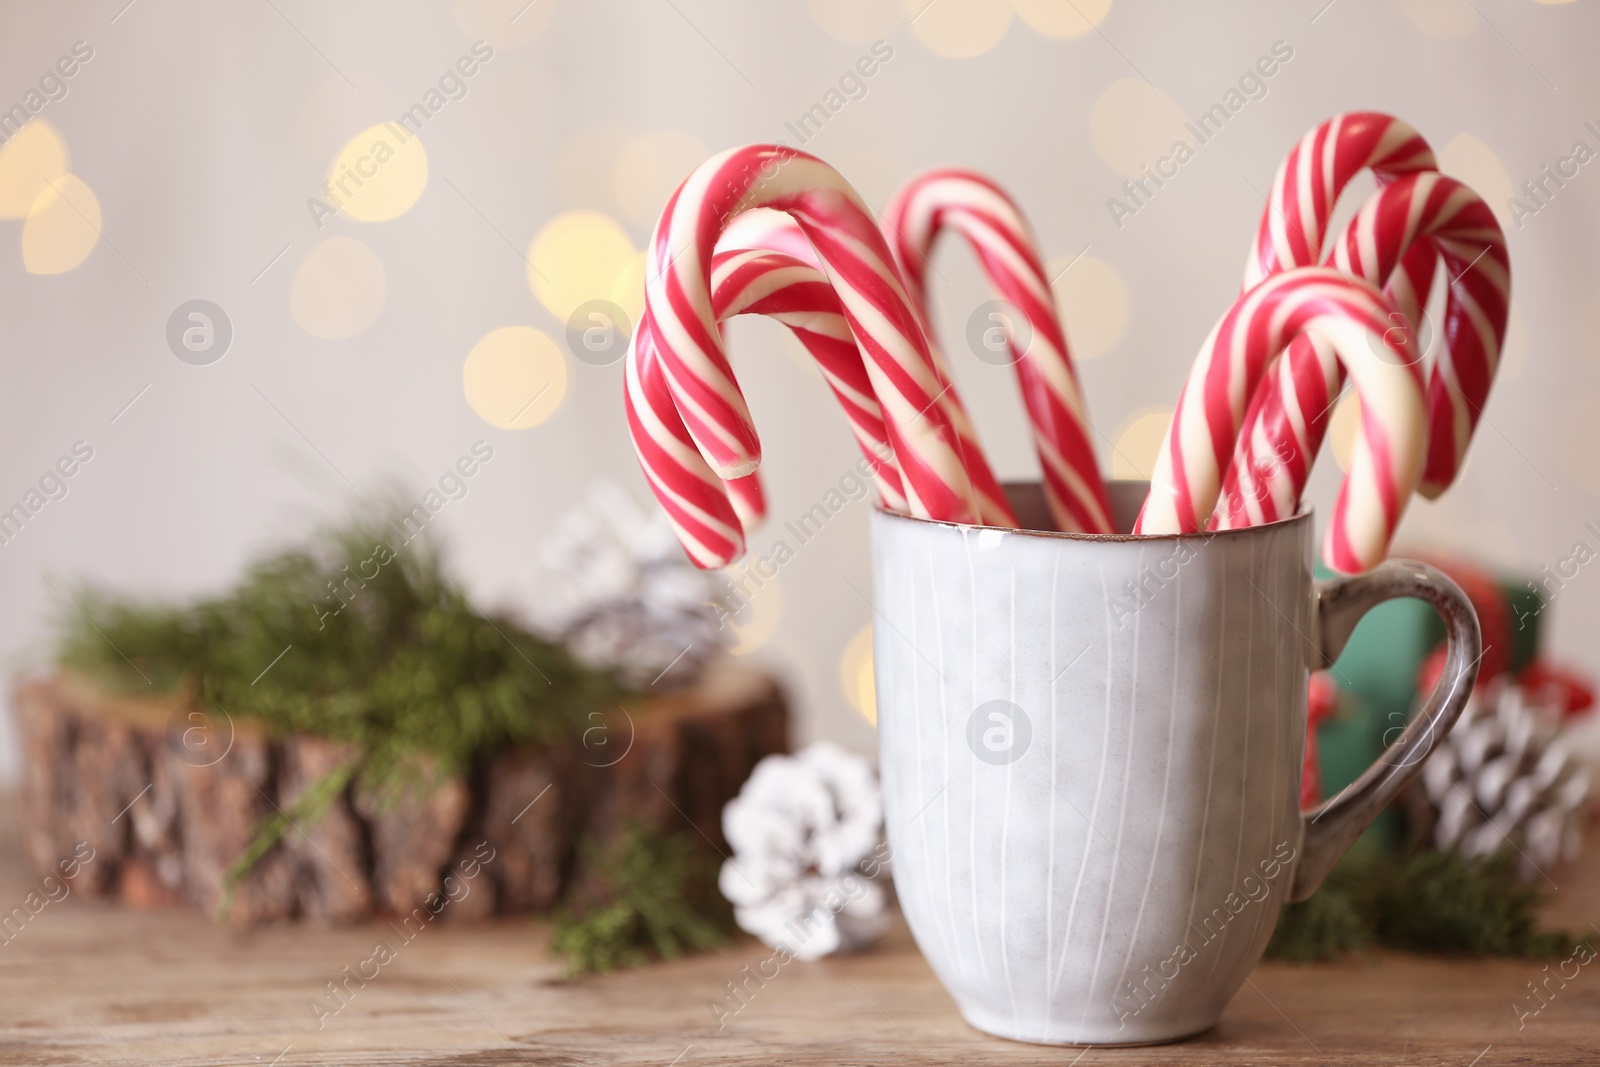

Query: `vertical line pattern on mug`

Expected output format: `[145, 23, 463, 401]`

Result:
[1080, 540, 1144, 1034]
[1044, 549, 1060, 1035]
[1112, 572, 1181, 1005]
[1181, 559, 1228, 970]
[1205, 535, 1257, 985]
[1001, 562, 1018, 1036]
[963, 532, 991, 988]
[1050, 560, 1115, 1012]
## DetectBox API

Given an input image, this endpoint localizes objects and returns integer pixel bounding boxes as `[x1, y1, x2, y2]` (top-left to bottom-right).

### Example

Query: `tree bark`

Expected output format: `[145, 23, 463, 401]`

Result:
[13, 663, 787, 925]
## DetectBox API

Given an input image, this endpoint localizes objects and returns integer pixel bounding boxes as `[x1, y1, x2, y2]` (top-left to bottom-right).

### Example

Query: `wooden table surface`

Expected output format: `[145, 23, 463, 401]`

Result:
[2, 801, 1597, 1067]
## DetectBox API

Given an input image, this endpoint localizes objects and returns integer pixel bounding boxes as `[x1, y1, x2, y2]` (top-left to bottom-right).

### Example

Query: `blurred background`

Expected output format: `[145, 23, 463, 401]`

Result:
[0, 0, 1594, 782]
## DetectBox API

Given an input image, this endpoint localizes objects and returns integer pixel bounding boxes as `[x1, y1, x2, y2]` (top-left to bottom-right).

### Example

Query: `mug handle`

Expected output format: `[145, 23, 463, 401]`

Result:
[1289, 560, 1482, 902]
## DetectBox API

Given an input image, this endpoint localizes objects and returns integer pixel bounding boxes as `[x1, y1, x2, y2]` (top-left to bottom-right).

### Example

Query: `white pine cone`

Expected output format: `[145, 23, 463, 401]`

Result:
[719, 742, 889, 960]
[1419, 680, 1592, 879]
[507, 481, 726, 687]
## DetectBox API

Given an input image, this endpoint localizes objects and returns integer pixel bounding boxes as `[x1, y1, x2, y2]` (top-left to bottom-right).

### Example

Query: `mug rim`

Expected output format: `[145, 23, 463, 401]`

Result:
[872, 479, 1312, 544]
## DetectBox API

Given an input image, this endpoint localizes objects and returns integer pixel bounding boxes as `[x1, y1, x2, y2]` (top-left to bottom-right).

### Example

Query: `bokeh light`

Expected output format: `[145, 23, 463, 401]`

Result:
[463, 325, 568, 429]
[1438, 133, 1516, 230]
[327, 123, 428, 224]
[1329, 391, 1361, 473]
[1013, 0, 1113, 38]
[725, 570, 782, 655]
[0, 121, 67, 220]
[907, 0, 1013, 58]
[21, 173, 100, 274]
[289, 236, 388, 339]
[527, 210, 638, 322]
[840, 623, 876, 725]
[610, 249, 647, 328]
[1396, 0, 1478, 38]
[615, 130, 707, 228]
[1048, 253, 1129, 361]
[1091, 78, 1189, 180]
[1110, 408, 1171, 480]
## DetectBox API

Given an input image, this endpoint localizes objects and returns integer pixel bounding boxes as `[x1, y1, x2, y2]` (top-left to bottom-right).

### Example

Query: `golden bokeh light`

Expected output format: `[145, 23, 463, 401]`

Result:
[1438, 133, 1516, 230]
[1013, 0, 1113, 38]
[725, 570, 783, 656]
[21, 173, 100, 275]
[527, 210, 638, 322]
[840, 624, 877, 726]
[452, 0, 555, 49]
[810, 0, 904, 42]
[1110, 409, 1171, 481]
[1329, 391, 1361, 473]
[1049, 253, 1129, 361]
[289, 236, 388, 339]
[326, 123, 428, 224]
[463, 326, 567, 429]
[610, 249, 647, 329]
[615, 130, 707, 228]
[1091, 78, 1189, 180]
[1396, 0, 1478, 38]
[0, 121, 68, 220]
[907, 0, 1013, 58]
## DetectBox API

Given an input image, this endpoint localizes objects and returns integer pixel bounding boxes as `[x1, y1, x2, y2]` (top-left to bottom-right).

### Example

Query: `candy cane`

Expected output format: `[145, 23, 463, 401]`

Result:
[884, 169, 1115, 534]
[1135, 267, 1426, 574]
[627, 248, 909, 567]
[1215, 171, 1508, 527]
[710, 248, 907, 514]
[645, 145, 986, 528]
[1217, 113, 1440, 528]
[1244, 112, 1437, 286]
[709, 174, 1019, 527]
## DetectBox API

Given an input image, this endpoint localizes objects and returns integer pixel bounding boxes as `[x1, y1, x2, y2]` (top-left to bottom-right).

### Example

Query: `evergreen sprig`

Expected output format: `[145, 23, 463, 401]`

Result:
[55, 509, 625, 786]
[549, 822, 734, 977]
[1267, 847, 1573, 962]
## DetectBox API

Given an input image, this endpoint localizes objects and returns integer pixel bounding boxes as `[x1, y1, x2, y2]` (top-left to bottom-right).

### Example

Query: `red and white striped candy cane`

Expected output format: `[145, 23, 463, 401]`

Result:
[710, 172, 1020, 527]
[710, 248, 908, 514]
[1244, 112, 1436, 285]
[627, 248, 910, 567]
[1217, 113, 1440, 528]
[884, 169, 1115, 534]
[1216, 171, 1508, 527]
[1135, 267, 1427, 574]
[645, 145, 986, 528]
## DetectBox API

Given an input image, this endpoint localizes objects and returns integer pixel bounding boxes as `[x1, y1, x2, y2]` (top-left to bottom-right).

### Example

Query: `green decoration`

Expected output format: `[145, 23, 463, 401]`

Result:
[55, 509, 625, 786]
[1267, 846, 1574, 963]
[550, 822, 734, 977]
[55, 508, 629, 913]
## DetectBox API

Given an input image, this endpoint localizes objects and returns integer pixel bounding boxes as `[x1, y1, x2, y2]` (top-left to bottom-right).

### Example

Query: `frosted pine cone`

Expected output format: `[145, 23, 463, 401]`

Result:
[511, 481, 724, 688]
[1418, 679, 1591, 880]
[719, 742, 890, 960]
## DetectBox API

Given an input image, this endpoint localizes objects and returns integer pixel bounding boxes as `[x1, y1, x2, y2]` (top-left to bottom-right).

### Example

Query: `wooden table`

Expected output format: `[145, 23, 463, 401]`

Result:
[2, 801, 1596, 1067]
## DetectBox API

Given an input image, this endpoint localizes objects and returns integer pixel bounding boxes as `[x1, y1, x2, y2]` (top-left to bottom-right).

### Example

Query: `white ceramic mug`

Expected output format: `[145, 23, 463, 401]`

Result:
[871, 482, 1479, 1046]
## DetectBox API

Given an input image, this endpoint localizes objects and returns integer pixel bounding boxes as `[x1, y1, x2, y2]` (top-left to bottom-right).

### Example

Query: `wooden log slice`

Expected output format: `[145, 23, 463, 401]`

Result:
[12, 661, 787, 925]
